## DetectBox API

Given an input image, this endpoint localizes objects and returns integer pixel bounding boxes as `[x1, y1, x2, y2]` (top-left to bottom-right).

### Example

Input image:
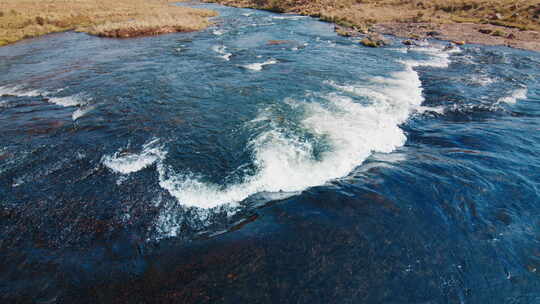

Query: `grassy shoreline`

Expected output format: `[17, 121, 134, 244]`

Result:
[0, 0, 217, 47]
[203, 0, 540, 51]
[2, 1, 539, 51]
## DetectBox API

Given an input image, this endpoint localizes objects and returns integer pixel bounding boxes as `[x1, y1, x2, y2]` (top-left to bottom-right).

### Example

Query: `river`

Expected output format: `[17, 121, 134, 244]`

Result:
[1, 2, 539, 303]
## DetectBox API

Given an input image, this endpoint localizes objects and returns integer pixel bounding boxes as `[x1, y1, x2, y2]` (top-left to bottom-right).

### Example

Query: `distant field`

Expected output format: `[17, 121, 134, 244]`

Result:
[206, 0, 540, 32]
[0, 0, 217, 46]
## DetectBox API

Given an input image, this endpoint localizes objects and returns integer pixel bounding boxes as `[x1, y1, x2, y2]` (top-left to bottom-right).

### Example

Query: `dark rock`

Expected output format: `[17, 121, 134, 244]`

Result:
[507, 33, 516, 39]
[402, 40, 414, 46]
[35, 16, 45, 26]
[478, 28, 492, 34]
[426, 31, 441, 36]
[443, 44, 456, 51]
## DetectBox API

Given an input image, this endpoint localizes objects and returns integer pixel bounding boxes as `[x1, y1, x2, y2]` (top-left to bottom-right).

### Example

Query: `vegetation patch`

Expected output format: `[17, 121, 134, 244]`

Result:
[204, 0, 540, 34]
[0, 0, 217, 46]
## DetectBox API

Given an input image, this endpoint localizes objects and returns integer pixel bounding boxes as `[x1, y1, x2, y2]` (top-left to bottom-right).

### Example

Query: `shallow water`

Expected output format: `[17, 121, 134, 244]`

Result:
[1, 2, 540, 303]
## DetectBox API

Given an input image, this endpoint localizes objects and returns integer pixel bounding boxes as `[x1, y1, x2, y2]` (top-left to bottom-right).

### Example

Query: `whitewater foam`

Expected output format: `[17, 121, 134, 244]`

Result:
[0, 86, 45, 97]
[499, 88, 527, 104]
[102, 139, 167, 175]
[151, 44, 458, 210]
[272, 15, 307, 20]
[48, 95, 86, 107]
[72, 105, 95, 121]
[156, 55, 441, 208]
[472, 75, 496, 86]
[243, 59, 277, 71]
[212, 45, 232, 61]
[403, 45, 460, 69]
[0, 86, 91, 119]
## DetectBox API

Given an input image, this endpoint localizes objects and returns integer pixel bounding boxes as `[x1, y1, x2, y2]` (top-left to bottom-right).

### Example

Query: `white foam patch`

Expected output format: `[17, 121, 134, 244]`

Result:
[272, 15, 307, 20]
[213, 30, 225, 36]
[404, 45, 461, 69]
[0, 86, 46, 97]
[72, 105, 95, 121]
[0, 86, 93, 119]
[472, 75, 495, 86]
[388, 48, 408, 54]
[243, 59, 278, 71]
[499, 88, 527, 104]
[48, 95, 86, 107]
[102, 139, 167, 175]
[212, 45, 232, 61]
[156, 51, 450, 209]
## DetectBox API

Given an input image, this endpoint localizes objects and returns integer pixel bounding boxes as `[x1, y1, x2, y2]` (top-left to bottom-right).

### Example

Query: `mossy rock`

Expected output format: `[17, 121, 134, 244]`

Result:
[492, 30, 506, 37]
[360, 34, 388, 48]
[336, 28, 352, 37]
[360, 37, 378, 47]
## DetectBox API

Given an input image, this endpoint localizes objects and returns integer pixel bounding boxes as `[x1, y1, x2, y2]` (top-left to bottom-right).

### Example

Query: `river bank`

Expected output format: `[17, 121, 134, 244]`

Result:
[203, 0, 540, 51]
[0, 0, 216, 46]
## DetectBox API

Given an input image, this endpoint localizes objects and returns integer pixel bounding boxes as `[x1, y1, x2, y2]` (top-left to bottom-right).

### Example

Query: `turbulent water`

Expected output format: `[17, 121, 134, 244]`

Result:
[1, 2, 540, 303]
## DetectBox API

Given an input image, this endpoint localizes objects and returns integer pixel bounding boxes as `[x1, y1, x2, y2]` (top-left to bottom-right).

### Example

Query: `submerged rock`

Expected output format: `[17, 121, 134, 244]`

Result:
[402, 39, 415, 46]
[267, 40, 293, 45]
[443, 43, 456, 51]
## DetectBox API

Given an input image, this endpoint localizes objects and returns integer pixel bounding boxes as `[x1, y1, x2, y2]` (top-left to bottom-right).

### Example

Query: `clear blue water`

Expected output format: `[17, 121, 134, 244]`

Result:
[1, 2, 540, 303]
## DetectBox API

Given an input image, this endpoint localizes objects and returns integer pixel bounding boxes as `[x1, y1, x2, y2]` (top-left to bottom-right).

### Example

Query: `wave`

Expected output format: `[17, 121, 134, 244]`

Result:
[48, 95, 87, 107]
[471, 75, 496, 86]
[272, 15, 307, 20]
[154, 48, 455, 209]
[0, 86, 91, 120]
[102, 139, 167, 175]
[0, 85, 45, 97]
[498, 88, 527, 104]
[72, 105, 95, 121]
[403, 45, 461, 69]
[212, 45, 232, 61]
[242, 59, 277, 71]
[212, 29, 225, 36]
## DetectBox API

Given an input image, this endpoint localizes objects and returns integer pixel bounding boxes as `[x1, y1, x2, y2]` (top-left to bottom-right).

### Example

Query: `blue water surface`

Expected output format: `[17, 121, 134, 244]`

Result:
[0, 2, 539, 303]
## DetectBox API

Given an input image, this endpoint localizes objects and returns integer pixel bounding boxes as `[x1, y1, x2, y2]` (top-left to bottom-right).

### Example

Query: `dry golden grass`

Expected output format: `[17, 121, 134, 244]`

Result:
[0, 0, 217, 46]
[206, 0, 540, 32]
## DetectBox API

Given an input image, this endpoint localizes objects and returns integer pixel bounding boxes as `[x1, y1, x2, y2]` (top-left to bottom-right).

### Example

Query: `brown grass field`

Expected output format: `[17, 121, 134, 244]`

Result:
[205, 0, 540, 50]
[1, 0, 539, 49]
[0, 0, 217, 46]
[205, 0, 540, 31]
